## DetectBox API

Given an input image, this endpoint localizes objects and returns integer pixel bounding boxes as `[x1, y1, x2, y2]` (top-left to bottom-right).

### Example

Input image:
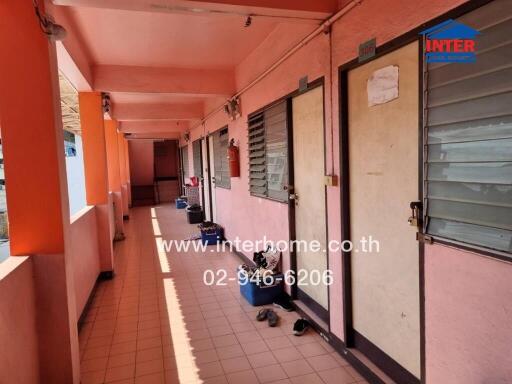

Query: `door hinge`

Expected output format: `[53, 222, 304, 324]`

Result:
[416, 232, 433, 244]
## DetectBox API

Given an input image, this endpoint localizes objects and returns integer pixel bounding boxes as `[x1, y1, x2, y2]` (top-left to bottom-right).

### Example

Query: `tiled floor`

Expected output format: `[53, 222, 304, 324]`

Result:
[79, 204, 368, 384]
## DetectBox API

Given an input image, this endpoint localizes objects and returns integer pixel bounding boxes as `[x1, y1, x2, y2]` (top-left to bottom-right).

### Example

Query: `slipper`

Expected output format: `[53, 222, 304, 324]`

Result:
[256, 308, 270, 321]
[267, 310, 279, 327]
[293, 319, 310, 336]
[273, 293, 294, 312]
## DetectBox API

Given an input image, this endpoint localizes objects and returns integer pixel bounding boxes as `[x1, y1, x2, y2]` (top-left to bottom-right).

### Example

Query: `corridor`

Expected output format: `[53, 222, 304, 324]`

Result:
[78, 205, 366, 384]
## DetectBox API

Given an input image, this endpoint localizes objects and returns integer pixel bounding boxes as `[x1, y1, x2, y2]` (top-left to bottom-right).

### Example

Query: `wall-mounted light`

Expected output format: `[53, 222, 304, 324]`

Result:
[224, 97, 241, 121]
[101, 93, 111, 113]
[33, 0, 67, 41]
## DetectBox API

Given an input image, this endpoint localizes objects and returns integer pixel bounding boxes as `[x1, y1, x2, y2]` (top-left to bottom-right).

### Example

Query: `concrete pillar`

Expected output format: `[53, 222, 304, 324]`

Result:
[0, 1, 80, 382]
[104, 119, 125, 240]
[117, 132, 129, 218]
[78, 92, 115, 273]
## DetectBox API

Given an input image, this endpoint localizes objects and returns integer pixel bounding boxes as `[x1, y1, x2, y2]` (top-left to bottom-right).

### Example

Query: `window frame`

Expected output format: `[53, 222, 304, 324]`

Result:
[212, 127, 231, 190]
[420, 0, 512, 261]
[192, 139, 202, 178]
[180, 144, 189, 183]
[248, 100, 289, 203]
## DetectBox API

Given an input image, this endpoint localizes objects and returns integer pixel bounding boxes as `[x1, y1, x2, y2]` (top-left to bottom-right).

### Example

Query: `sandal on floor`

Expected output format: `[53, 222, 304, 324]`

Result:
[267, 310, 279, 327]
[293, 319, 310, 336]
[256, 308, 271, 321]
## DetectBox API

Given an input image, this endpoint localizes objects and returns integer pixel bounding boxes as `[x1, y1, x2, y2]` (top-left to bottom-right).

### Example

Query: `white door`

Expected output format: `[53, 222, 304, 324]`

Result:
[207, 135, 217, 222]
[348, 41, 420, 378]
[292, 85, 328, 314]
[201, 138, 212, 222]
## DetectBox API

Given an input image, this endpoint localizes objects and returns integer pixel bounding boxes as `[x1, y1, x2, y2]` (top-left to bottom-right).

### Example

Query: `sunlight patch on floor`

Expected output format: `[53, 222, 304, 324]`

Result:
[163, 277, 202, 383]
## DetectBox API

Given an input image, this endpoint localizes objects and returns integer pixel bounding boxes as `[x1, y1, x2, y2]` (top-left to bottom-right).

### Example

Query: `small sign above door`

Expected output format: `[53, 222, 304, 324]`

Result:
[358, 38, 376, 62]
[298, 76, 308, 92]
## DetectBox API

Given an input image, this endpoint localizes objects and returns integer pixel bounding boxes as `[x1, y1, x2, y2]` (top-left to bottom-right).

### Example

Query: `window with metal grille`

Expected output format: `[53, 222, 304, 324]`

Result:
[181, 145, 189, 182]
[212, 127, 231, 189]
[192, 140, 202, 178]
[424, 0, 512, 254]
[248, 101, 288, 202]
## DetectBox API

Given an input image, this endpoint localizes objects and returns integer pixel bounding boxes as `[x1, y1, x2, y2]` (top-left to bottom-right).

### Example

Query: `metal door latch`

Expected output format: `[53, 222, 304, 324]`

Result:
[416, 232, 433, 244]
[408, 201, 422, 227]
[289, 193, 299, 205]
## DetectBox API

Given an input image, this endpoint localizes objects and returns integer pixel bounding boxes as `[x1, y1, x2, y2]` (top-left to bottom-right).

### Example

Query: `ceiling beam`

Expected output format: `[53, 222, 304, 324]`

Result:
[126, 132, 182, 140]
[52, 0, 339, 24]
[185, 0, 338, 14]
[47, 3, 94, 90]
[51, 0, 334, 21]
[94, 65, 235, 97]
[113, 103, 204, 121]
[119, 120, 190, 134]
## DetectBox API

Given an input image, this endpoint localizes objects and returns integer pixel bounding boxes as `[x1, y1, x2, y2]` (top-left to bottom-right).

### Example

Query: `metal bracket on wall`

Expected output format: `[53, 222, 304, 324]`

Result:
[416, 232, 433, 244]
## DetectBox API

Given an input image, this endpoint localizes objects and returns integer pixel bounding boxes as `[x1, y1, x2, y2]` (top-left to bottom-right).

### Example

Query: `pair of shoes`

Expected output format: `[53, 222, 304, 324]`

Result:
[293, 319, 310, 336]
[256, 308, 279, 327]
[273, 293, 294, 312]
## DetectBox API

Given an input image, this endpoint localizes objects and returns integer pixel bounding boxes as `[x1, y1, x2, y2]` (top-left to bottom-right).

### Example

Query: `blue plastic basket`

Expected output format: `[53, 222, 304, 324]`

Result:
[175, 199, 187, 209]
[238, 268, 284, 306]
[200, 227, 224, 245]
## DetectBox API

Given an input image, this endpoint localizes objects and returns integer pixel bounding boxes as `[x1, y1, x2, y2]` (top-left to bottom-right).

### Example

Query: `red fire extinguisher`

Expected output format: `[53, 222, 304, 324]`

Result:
[228, 139, 240, 178]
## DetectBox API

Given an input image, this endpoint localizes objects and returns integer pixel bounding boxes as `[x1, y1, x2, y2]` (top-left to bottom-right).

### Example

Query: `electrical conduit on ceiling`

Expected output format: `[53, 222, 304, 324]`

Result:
[193, 0, 363, 173]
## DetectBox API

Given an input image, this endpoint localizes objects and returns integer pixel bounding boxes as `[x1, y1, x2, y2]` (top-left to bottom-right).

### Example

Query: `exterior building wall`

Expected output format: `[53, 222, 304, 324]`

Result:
[184, 1, 512, 382]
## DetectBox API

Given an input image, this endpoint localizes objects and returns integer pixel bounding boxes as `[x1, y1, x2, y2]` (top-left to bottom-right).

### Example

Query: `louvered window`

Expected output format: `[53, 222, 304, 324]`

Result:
[248, 101, 288, 202]
[193, 139, 202, 178]
[181, 146, 189, 182]
[424, 0, 512, 254]
[212, 127, 231, 189]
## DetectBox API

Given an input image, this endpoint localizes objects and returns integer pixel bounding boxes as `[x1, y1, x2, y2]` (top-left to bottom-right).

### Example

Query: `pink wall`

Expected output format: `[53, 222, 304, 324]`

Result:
[188, 0, 467, 341]
[0, 257, 39, 384]
[181, 1, 512, 382]
[425, 244, 512, 383]
[155, 140, 178, 178]
[128, 140, 154, 186]
[70, 206, 100, 317]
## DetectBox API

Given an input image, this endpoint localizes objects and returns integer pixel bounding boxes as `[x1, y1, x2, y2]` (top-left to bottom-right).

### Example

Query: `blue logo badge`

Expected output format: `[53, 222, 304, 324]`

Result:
[420, 19, 479, 63]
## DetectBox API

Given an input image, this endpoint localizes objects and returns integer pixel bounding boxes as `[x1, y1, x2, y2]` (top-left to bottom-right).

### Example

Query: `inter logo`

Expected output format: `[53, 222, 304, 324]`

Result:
[420, 19, 479, 63]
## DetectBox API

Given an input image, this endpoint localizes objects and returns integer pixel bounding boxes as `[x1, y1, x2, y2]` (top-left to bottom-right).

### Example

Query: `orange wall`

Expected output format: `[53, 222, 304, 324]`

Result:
[104, 120, 122, 192]
[70, 207, 100, 318]
[0, 0, 68, 255]
[0, 258, 39, 384]
[128, 140, 154, 186]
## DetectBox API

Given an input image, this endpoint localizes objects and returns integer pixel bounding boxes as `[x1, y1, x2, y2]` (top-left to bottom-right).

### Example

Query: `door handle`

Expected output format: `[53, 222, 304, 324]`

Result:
[289, 193, 299, 206]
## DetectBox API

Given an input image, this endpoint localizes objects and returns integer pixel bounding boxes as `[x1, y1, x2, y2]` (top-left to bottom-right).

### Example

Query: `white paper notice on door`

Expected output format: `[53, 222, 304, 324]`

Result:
[367, 65, 399, 107]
